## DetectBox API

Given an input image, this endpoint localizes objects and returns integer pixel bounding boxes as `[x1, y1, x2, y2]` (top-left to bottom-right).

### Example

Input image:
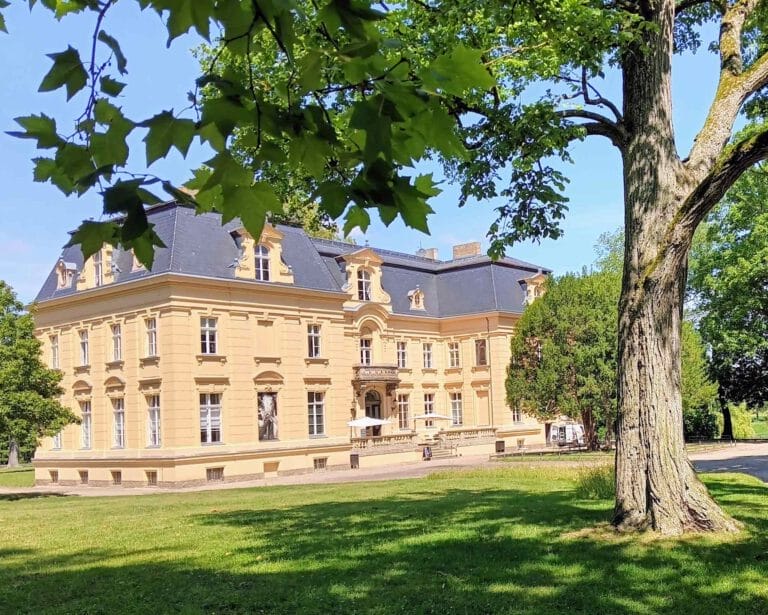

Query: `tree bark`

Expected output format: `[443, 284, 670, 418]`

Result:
[7, 439, 19, 468]
[613, 0, 740, 534]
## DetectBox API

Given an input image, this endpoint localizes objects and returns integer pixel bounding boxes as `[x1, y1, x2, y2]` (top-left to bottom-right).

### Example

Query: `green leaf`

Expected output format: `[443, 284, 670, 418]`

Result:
[140, 111, 196, 165]
[0, 0, 8, 34]
[101, 180, 145, 214]
[38, 46, 88, 100]
[100, 75, 126, 97]
[298, 50, 323, 93]
[90, 100, 133, 167]
[314, 181, 349, 218]
[98, 30, 127, 75]
[421, 45, 495, 97]
[343, 205, 370, 236]
[65, 220, 119, 260]
[7, 114, 62, 148]
[161, 0, 212, 43]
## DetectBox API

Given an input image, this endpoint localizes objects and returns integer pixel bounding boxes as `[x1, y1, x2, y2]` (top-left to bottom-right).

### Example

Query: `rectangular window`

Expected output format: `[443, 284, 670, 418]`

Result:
[512, 406, 522, 423]
[397, 394, 410, 430]
[145, 317, 158, 357]
[49, 470, 59, 484]
[255, 245, 270, 281]
[258, 392, 278, 441]
[200, 317, 218, 354]
[313, 457, 328, 471]
[79, 330, 89, 366]
[52, 431, 62, 450]
[79, 470, 89, 484]
[113, 398, 125, 448]
[307, 324, 321, 358]
[475, 339, 488, 366]
[94, 251, 103, 287]
[450, 392, 463, 426]
[146, 470, 158, 486]
[206, 467, 224, 482]
[422, 343, 433, 369]
[147, 395, 161, 447]
[357, 269, 372, 301]
[111, 323, 122, 362]
[111, 470, 122, 486]
[424, 393, 435, 428]
[396, 341, 408, 368]
[200, 393, 222, 444]
[50, 335, 59, 369]
[448, 342, 461, 368]
[80, 401, 92, 449]
[308, 392, 325, 436]
[359, 338, 372, 365]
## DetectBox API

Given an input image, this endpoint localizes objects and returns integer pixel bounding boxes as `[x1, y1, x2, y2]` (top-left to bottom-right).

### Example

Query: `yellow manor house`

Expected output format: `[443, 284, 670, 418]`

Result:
[32, 202, 550, 487]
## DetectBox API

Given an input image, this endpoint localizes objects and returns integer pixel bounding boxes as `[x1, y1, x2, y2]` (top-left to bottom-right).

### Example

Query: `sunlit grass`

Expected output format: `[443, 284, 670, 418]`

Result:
[0, 467, 765, 614]
[0, 466, 34, 488]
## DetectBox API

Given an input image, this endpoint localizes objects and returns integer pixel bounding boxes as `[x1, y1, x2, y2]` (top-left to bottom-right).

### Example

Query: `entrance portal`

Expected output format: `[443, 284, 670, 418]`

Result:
[364, 390, 382, 436]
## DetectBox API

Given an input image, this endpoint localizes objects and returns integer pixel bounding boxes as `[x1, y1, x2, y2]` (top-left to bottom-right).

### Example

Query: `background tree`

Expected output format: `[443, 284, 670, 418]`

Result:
[689, 165, 768, 425]
[680, 322, 720, 439]
[507, 269, 620, 451]
[7, 0, 768, 533]
[0, 282, 78, 467]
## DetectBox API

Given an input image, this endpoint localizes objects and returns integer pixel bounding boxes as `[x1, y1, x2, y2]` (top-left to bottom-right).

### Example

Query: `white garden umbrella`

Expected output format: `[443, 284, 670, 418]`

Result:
[347, 417, 392, 427]
[412, 413, 452, 421]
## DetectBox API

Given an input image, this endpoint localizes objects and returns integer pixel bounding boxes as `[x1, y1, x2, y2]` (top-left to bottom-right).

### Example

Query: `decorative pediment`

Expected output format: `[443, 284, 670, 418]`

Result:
[338, 248, 390, 307]
[520, 272, 548, 305]
[254, 370, 284, 385]
[76, 244, 115, 291]
[230, 224, 293, 284]
[338, 247, 383, 268]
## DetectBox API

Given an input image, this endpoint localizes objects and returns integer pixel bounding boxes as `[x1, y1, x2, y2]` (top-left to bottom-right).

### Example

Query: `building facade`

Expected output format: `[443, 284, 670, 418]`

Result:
[32, 203, 549, 487]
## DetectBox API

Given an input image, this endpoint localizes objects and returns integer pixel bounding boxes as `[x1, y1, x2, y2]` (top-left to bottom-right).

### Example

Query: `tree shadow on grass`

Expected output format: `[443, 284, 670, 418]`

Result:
[0, 491, 65, 501]
[0, 478, 765, 615]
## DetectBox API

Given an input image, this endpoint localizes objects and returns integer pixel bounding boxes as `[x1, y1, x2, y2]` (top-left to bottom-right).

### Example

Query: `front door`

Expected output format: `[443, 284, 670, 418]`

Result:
[365, 390, 382, 436]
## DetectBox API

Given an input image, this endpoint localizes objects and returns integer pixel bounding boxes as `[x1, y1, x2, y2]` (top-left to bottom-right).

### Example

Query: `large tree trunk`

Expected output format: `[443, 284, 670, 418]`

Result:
[7, 438, 19, 468]
[613, 1, 739, 534]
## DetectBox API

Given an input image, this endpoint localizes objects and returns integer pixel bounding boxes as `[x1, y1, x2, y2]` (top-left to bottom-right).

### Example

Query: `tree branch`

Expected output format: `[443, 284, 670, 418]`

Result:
[674, 0, 725, 16]
[557, 109, 626, 148]
[686, 0, 763, 176]
[682, 123, 768, 225]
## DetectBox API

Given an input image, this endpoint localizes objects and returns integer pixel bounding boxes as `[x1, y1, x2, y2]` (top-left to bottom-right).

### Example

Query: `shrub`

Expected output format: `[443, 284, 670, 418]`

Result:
[716, 402, 756, 439]
[574, 464, 614, 499]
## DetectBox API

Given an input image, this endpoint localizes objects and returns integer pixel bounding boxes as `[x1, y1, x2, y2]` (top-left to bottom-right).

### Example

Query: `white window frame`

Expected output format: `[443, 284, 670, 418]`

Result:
[200, 317, 218, 355]
[397, 394, 410, 430]
[255, 244, 270, 281]
[113, 398, 125, 448]
[145, 317, 158, 357]
[308, 391, 325, 436]
[450, 392, 463, 426]
[147, 395, 161, 447]
[111, 323, 122, 362]
[93, 250, 103, 287]
[422, 342, 433, 369]
[200, 393, 222, 444]
[79, 330, 89, 366]
[50, 334, 59, 369]
[307, 324, 321, 358]
[512, 406, 523, 423]
[396, 341, 407, 368]
[359, 338, 372, 365]
[80, 401, 92, 449]
[52, 431, 62, 450]
[424, 393, 435, 428]
[475, 339, 488, 366]
[448, 341, 461, 368]
[357, 269, 372, 301]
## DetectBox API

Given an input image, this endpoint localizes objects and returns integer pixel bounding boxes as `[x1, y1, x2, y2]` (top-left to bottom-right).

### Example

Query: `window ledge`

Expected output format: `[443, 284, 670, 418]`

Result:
[196, 354, 227, 365]
[140, 356, 160, 367]
[309, 434, 327, 439]
[201, 441, 224, 446]
[145, 445, 162, 449]
[105, 360, 124, 369]
[445, 367, 462, 373]
[472, 364, 489, 371]
[421, 367, 437, 373]
[254, 356, 282, 365]
[398, 367, 412, 373]
[73, 365, 90, 375]
[304, 357, 329, 365]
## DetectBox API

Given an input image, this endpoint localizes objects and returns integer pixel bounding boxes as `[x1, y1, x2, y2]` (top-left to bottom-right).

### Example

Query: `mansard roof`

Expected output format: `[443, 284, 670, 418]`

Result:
[35, 202, 550, 316]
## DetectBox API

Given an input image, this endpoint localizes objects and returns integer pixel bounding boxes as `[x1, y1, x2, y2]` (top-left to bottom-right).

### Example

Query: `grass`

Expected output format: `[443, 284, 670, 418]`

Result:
[1, 467, 766, 615]
[752, 418, 768, 438]
[0, 466, 34, 488]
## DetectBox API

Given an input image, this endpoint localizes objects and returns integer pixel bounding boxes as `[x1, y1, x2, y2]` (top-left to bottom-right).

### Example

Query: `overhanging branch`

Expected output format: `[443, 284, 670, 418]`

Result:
[557, 109, 626, 148]
[682, 123, 768, 224]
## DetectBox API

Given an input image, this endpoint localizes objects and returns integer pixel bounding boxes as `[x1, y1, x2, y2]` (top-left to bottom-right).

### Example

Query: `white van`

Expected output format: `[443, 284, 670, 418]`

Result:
[549, 423, 585, 447]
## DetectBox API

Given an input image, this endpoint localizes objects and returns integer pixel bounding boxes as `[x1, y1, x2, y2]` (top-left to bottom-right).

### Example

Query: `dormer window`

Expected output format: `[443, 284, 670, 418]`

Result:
[357, 269, 372, 301]
[55, 260, 76, 290]
[255, 245, 270, 282]
[93, 251, 103, 287]
[408, 287, 425, 310]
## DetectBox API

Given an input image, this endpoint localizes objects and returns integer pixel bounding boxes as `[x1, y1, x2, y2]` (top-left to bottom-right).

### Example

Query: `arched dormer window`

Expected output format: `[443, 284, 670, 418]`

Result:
[408, 287, 425, 310]
[55, 260, 77, 290]
[357, 269, 372, 301]
[255, 245, 270, 282]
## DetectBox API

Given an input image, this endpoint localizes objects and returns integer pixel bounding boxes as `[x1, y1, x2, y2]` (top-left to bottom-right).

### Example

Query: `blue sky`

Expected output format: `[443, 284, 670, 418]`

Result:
[0, 5, 722, 302]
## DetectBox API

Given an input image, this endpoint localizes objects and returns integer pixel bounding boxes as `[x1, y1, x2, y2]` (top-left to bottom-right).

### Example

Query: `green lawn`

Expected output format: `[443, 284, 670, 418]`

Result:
[1, 466, 766, 614]
[0, 466, 34, 488]
[752, 418, 768, 438]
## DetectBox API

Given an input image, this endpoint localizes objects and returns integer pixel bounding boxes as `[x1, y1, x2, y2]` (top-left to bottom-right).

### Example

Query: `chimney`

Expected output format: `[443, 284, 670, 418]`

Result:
[452, 242, 482, 260]
[416, 247, 439, 260]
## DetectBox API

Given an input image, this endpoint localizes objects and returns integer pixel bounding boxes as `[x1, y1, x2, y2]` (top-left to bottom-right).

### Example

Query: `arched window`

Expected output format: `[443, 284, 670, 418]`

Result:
[255, 245, 270, 281]
[357, 269, 371, 301]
